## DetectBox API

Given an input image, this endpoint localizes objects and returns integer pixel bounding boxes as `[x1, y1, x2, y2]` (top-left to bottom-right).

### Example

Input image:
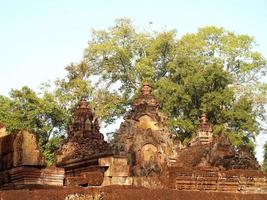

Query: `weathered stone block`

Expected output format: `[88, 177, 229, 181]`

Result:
[102, 176, 133, 186]
[0, 123, 7, 138]
[132, 177, 162, 189]
[65, 171, 104, 186]
[99, 156, 129, 177]
[9, 166, 64, 187]
[13, 130, 45, 167]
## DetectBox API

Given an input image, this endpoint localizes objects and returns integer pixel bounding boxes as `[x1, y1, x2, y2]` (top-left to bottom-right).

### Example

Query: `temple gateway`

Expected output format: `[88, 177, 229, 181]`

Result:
[0, 82, 266, 199]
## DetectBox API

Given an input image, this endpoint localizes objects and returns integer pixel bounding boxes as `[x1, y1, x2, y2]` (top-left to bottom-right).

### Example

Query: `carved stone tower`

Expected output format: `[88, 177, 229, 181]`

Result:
[113, 82, 179, 176]
[56, 98, 109, 166]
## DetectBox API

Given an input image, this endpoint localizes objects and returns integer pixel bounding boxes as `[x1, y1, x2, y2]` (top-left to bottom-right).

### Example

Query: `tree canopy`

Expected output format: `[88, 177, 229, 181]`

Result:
[262, 141, 267, 172]
[83, 18, 266, 147]
[0, 18, 266, 164]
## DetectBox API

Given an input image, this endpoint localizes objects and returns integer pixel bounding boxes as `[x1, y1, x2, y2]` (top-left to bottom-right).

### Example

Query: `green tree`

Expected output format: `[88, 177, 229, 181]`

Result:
[262, 141, 267, 172]
[82, 18, 266, 148]
[0, 18, 266, 163]
[54, 62, 125, 123]
[0, 87, 67, 164]
[0, 87, 67, 142]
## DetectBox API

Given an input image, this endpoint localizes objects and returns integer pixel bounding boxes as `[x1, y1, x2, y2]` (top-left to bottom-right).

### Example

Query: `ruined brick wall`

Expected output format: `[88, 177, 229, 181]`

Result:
[176, 133, 259, 170]
[167, 167, 267, 193]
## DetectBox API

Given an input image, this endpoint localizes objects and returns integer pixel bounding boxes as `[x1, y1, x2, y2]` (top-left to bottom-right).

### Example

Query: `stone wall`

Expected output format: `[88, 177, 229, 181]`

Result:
[98, 155, 267, 193]
[167, 167, 267, 193]
[0, 130, 64, 188]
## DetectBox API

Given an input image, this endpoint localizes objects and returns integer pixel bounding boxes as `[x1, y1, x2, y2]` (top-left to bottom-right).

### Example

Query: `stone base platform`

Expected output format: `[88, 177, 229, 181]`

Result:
[0, 166, 64, 189]
[0, 186, 267, 200]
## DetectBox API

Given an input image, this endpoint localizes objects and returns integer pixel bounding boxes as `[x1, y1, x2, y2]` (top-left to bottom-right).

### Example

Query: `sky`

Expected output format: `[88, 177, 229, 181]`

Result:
[0, 0, 266, 162]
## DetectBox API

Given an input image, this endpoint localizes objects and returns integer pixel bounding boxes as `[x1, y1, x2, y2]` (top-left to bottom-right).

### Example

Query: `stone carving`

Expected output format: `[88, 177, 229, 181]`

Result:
[0, 130, 63, 188]
[208, 133, 259, 170]
[113, 81, 179, 176]
[55, 99, 110, 186]
[189, 113, 213, 146]
[176, 132, 259, 170]
[13, 130, 45, 167]
[56, 99, 109, 165]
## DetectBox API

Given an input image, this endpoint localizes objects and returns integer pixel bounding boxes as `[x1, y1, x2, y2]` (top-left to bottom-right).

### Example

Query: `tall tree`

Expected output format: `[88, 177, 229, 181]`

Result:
[83, 18, 266, 148]
[262, 141, 267, 172]
[0, 19, 266, 163]
[0, 62, 125, 164]
[0, 87, 67, 164]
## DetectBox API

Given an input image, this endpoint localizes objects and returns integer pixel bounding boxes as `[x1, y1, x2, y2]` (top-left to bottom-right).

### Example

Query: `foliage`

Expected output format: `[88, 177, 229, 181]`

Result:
[0, 62, 125, 164]
[0, 87, 67, 144]
[54, 61, 125, 123]
[0, 18, 266, 163]
[43, 136, 63, 166]
[82, 18, 266, 147]
[262, 141, 267, 172]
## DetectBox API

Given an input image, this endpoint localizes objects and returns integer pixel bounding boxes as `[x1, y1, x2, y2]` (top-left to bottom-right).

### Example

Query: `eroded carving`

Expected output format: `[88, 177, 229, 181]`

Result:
[113, 82, 179, 176]
[56, 99, 109, 165]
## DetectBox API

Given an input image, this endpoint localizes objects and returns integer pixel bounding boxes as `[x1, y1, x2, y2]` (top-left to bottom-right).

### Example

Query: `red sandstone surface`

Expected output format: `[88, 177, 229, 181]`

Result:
[0, 186, 267, 200]
[1, 83, 266, 198]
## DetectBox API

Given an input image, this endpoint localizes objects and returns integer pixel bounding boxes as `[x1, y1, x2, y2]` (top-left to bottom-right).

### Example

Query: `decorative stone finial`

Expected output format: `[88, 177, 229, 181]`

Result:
[70, 98, 94, 134]
[133, 82, 159, 109]
[197, 113, 212, 132]
[78, 98, 89, 109]
[196, 113, 213, 144]
[141, 81, 152, 95]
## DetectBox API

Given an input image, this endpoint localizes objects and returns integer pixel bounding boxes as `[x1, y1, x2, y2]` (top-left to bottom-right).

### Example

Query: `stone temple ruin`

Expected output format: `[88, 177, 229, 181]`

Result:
[0, 82, 267, 199]
[0, 129, 64, 189]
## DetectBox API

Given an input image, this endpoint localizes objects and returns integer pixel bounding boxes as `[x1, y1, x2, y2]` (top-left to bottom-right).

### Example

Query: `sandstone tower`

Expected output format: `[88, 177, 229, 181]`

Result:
[113, 81, 179, 176]
[56, 98, 109, 165]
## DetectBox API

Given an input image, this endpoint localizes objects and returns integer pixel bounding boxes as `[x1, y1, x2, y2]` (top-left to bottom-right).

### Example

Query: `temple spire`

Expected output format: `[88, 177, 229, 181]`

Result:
[133, 81, 159, 109]
[196, 113, 213, 144]
[141, 81, 152, 95]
